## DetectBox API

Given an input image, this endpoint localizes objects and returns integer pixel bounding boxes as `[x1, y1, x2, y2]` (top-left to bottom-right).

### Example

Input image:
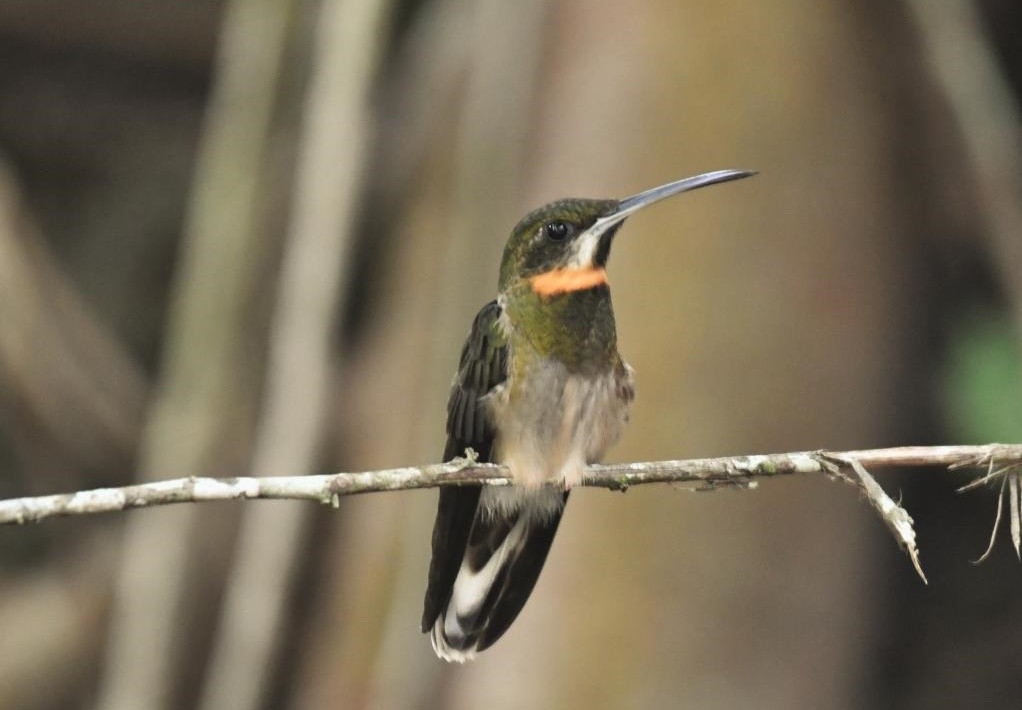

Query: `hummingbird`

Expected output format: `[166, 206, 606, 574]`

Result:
[421, 169, 754, 662]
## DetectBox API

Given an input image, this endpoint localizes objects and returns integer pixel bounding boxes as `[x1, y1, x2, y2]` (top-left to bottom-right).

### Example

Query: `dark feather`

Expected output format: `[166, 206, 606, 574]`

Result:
[422, 301, 507, 632]
[421, 487, 481, 631]
[472, 492, 569, 652]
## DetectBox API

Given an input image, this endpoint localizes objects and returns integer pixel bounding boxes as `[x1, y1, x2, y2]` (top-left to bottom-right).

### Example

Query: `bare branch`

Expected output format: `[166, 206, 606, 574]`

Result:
[5, 443, 1022, 581]
[2, 444, 1019, 527]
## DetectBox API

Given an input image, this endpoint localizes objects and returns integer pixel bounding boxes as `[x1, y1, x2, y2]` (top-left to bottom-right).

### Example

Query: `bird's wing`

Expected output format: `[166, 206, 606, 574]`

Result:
[421, 300, 508, 632]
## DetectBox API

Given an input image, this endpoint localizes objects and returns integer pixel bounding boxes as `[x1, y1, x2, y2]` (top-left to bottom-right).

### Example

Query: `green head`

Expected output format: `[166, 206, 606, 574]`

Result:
[498, 169, 755, 295]
[498, 198, 617, 292]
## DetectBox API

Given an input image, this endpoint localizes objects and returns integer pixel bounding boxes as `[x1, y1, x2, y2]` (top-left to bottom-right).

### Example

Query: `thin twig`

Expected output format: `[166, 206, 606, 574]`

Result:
[1010, 473, 1021, 559]
[3, 444, 1019, 527]
[973, 474, 1008, 564]
[822, 453, 927, 583]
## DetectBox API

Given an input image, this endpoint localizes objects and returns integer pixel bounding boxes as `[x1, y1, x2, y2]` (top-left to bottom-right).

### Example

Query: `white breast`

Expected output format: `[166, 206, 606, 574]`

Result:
[487, 357, 634, 492]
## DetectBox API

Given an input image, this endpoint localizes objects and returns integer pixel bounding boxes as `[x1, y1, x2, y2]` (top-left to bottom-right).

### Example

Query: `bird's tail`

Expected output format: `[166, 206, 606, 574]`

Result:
[424, 487, 568, 662]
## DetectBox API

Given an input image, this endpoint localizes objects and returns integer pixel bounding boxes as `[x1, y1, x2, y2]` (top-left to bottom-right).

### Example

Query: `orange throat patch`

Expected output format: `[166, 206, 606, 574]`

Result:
[529, 267, 608, 297]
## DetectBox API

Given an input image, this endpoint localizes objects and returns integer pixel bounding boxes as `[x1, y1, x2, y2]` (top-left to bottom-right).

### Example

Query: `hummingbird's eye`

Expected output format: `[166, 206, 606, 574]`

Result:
[544, 220, 570, 242]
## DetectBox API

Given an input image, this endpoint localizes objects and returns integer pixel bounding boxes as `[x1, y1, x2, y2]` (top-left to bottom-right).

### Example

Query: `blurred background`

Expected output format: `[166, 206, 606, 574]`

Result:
[1, 0, 1021, 708]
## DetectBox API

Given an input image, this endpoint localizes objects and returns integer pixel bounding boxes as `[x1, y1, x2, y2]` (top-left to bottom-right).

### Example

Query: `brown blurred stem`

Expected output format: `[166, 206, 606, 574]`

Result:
[196, 0, 392, 708]
[908, 0, 1022, 332]
[0, 157, 147, 483]
[95, 0, 298, 707]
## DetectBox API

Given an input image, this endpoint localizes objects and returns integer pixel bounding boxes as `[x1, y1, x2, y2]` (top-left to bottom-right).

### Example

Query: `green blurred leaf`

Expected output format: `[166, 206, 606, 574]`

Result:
[943, 309, 1022, 443]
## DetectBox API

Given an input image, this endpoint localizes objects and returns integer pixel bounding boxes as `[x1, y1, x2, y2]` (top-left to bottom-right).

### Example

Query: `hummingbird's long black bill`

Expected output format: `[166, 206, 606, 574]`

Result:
[590, 169, 755, 237]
